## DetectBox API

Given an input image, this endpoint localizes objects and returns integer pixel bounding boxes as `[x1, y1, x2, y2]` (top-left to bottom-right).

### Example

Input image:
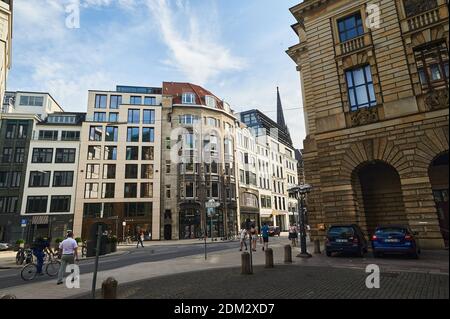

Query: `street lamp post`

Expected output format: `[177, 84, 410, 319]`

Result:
[288, 184, 312, 258]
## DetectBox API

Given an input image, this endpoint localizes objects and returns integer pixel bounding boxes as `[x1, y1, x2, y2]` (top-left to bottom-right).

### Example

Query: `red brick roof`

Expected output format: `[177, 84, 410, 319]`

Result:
[162, 82, 224, 110]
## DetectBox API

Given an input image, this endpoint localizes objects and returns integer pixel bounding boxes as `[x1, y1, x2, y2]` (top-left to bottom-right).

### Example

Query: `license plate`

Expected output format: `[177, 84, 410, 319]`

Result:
[336, 239, 347, 243]
[385, 239, 400, 243]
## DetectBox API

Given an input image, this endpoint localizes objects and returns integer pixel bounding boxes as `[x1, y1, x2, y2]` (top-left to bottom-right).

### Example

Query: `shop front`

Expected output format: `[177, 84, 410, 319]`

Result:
[179, 205, 202, 239]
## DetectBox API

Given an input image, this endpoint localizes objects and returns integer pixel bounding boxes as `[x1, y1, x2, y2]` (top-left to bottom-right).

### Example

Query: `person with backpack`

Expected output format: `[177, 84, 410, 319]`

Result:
[261, 223, 270, 251]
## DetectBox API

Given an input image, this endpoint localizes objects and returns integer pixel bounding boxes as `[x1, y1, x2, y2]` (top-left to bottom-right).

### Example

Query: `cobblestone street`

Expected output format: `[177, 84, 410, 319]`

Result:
[81, 264, 449, 299]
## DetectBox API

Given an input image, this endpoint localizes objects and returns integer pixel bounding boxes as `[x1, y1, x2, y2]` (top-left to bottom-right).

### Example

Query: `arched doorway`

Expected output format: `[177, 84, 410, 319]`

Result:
[429, 152, 449, 248]
[352, 161, 408, 236]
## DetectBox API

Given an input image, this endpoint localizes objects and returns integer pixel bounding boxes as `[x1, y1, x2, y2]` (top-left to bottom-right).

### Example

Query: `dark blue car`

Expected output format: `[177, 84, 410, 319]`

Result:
[325, 224, 368, 257]
[371, 225, 421, 258]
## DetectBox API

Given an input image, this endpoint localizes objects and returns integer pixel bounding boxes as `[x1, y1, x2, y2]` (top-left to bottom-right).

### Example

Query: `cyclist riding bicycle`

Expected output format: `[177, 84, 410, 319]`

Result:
[31, 236, 51, 276]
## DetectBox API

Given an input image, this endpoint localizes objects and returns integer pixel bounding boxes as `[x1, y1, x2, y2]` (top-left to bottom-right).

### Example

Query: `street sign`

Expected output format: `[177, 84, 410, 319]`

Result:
[20, 219, 27, 228]
[205, 199, 220, 208]
[207, 207, 215, 217]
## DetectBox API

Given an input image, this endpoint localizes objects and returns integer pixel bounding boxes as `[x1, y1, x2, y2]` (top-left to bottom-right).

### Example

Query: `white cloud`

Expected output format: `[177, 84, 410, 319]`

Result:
[145, 0, 246, 85]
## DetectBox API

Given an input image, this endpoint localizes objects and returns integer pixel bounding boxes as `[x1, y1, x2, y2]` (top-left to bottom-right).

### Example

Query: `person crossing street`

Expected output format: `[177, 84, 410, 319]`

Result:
[57, 231, 78, 285]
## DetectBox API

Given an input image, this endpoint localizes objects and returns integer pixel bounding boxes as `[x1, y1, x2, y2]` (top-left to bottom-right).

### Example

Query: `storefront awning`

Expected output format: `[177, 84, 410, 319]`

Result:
[32, 215, 49, 225]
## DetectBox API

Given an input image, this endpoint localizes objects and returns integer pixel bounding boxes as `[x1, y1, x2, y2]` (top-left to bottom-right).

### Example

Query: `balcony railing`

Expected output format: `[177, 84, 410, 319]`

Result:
[335, 33, 372, 57]
[407, 7, 440, 31]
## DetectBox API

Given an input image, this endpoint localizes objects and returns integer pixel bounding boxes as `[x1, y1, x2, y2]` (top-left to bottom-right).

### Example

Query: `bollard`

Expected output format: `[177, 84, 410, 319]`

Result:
[314, 239, 321, 254]
[265, 248, 274, 268]
[241, 252, 252, 275]
[284, 245, 292, 263]
[1, 294, 17, 299]
[101, 277, 118, 299]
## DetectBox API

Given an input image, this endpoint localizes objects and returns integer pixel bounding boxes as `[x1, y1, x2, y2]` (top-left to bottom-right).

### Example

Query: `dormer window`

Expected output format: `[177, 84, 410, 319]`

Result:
[205, 95, 216, 108]
[182, 93, 196, 104]
[337, 12, 364, 42]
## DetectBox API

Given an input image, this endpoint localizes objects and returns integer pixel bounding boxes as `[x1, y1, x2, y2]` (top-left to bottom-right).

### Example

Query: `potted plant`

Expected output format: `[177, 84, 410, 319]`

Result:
[75, 237, 83, 244]
[110, 236, 118, 253]
[54, 237, 64, 250]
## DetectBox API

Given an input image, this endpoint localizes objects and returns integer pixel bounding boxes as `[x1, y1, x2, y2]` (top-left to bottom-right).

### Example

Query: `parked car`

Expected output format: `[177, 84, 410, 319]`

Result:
[268, 226, 281, 237]
[371, 225, 421, 259]
[325, 224, 368, 257]
[0, 242, 11, 251]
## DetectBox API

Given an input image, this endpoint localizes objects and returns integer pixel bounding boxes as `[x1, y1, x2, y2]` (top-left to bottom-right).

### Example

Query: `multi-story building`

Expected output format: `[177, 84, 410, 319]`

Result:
[74, 86, 163, 242]
[20, 112, 85, 241]
[0, 0, 12, 106]
[0, 91, 65, 243]
[236, 123, 260, 228]
[287, 0, 449, 248]
[239, 89, 299, 231]
[161, 82, 238, 240]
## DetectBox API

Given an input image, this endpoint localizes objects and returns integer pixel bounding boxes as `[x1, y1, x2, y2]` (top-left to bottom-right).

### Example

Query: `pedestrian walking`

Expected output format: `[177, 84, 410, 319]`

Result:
[239, 228, 248, 251]
[57, 231, 78, 285]
[250, 223, 258, 252]
[261, 223, 270, 251]
[289, 224, 298, 247]
[136, 230, 144, 248]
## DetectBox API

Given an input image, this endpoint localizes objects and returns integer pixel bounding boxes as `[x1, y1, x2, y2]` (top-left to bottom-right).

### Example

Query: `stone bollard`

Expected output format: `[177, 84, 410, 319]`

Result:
[314, 239, 321, 254]
[241, 252, 252, 275]
[102, 277, 118, 299]
[265, 248, 274, 268]
[284, 245, 292, 263]
[1, 294, 17, 299]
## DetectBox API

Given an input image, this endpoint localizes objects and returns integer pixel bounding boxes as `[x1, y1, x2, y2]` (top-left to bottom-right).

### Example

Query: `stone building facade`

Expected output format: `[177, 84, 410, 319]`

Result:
[287, 0, 449, 248]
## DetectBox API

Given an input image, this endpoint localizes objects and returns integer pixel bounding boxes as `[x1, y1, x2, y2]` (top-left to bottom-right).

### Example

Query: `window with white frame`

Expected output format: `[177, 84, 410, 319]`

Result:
[182, 93, 196, 104]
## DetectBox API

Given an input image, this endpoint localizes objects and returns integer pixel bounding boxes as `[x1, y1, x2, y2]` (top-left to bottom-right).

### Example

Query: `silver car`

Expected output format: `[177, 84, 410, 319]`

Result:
[0, 242, 11, 251]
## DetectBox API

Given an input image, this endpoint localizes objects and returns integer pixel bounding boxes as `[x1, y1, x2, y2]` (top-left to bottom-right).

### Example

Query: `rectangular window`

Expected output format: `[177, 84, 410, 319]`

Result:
[0, 172, 7, 188]
[128, 109, 140, 124]
[0, 197, 19, 214]
[125, 164, 138, 179]
[55, 148, 76, 163]
[103, 164, 116, 179]
[185, 182, 194, 198]
[141, 164, 154, 179]
[38, 130, 58, 141]
[346, 65, 377, 111]
[89, 126, 103, 141]
[337, 12, 364, 42]
[53, 171, 74, 187]
[17, 123, 29, 139]
[127, 127, 139, 142]
[32, 148, 53, 163]
[124, 183, 138, 198]
[86, 164, 100, 179]
[110, 95, 122, 109]
[144, 97, 156, 106]
[166, 161, 171, 174]
[130, 96, 142, 105]
[403, 0, 438, 18]
[182, 93, 195, 104]
[5, 124, 16, 139]
[211, 182, 219, 198]
[141, 183, 153, 198]
[104, 146, 117, 160]
[142, 127, 155, 142]
[95, 94, 107, 109]
[14, 148, 25, 163]
[93, 112, 107, 122]
[126, 146, 139, 160]
[26, 196, 48, 214]
[109, 112, 119, 123]
[143, 110, 155, 124]
[414, 42, 449, 90]
[50, 196, 71, 213]
[102, 183, 115, 199]
[165, 185, 171, 199]
[88, 146, 101, 160]
[29, 171, 50, 187]
[19, 95, 44, 106]
[1, 148, 12, 163]
[85, 183, 99, 199]
[105, 126, 118, 142]
[61, 131, 80, 141]
[142, 146, 154, 160]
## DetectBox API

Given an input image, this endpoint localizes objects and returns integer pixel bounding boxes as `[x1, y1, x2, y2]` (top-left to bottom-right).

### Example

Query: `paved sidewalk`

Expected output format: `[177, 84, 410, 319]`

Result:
[0, 238, 447, 299]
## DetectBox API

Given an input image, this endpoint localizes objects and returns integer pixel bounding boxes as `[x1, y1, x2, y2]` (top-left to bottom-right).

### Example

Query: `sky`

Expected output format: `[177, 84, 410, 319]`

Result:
[8, 0, 305, 148]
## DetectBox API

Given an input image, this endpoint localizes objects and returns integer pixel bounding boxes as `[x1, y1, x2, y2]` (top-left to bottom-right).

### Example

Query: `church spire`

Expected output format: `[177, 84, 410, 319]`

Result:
[276, 87, 293, 145]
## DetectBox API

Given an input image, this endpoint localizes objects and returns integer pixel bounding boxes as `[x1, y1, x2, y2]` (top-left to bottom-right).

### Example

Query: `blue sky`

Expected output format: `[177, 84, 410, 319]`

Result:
[8, 0, 305, 148]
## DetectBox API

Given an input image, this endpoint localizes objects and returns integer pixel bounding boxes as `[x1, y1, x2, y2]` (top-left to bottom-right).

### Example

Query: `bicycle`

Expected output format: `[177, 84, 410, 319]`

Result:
[15, 248, 33, 265]
[20, 251, 61, 281]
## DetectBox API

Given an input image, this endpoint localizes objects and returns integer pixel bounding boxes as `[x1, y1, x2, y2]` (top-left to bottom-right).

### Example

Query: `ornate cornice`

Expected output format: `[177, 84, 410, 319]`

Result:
[350, 107, 379, 127]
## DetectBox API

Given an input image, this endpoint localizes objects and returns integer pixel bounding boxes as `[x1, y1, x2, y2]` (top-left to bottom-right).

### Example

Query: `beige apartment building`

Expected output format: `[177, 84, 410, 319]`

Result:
[160, 82, 239, 240]
[0, 0, 12, 106]
[287, 0, 449, 248]
[73, 86, 162, 242]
